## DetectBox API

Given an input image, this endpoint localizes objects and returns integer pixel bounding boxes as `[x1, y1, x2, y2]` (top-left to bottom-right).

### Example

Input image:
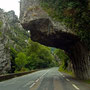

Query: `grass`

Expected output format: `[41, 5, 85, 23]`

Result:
[59, 66, 90, 84]
[58, 66, 74, 76]
[83, 80, 90, 84]
[15, 67, 30, 73]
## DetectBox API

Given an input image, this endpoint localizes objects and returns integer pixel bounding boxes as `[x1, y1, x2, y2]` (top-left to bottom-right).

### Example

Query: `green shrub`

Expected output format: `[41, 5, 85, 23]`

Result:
[0, 21, 3, 28]
[15, 52, 27, 71]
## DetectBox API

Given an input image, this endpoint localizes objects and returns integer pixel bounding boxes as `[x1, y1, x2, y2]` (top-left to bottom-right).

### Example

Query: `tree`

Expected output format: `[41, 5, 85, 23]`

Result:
[54, 49, 70, 70]
[25, 39, 57, 69]
[10, 47, 17, 73]
[15, 52, 27, 70]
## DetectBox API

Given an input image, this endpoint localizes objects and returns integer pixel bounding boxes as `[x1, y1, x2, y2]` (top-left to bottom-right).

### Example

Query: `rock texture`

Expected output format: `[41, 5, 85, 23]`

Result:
[20, 0, 90, 79]
[0, 9, 11, 74]
[0, 9, 29, 74]
[6, 10, 29, 51]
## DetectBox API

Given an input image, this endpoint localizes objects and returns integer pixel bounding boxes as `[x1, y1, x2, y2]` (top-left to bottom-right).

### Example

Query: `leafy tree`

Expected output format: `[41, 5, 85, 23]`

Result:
[54, 49, 70, 70]
[10, 47, 17, 73]
[26, 53, 39, 69]
[10, 38, 57, 72]
[15, 52, 27, 71]
[0, 21, 3, 28]
[26, 38, 40, 56]
[25, 39, 57, 70]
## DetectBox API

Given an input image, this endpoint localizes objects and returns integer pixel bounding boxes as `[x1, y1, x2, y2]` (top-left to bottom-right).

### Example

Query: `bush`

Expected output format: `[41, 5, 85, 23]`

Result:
[15, 52, 27, 71]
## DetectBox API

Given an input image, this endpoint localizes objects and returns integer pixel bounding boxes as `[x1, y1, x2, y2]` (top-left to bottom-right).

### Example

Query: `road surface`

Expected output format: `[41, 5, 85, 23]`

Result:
[0, 67, 90, 90]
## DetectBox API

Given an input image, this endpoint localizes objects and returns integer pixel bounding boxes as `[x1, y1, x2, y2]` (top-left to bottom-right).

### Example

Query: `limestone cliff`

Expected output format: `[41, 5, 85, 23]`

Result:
[0, 9, 29, 74]
[0, 9, 11, 74]
[20, 0, 90, 79]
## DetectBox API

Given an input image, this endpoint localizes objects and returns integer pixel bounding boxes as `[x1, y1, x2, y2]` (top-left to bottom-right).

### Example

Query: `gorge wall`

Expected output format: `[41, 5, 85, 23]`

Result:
[0, 9, 29, 74]
[20, 0, 90, 79]
[0, 9, 11, 74]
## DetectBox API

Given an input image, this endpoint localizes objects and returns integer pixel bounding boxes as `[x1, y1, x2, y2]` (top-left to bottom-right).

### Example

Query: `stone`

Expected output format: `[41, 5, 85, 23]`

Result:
[20, 0, 90, 79]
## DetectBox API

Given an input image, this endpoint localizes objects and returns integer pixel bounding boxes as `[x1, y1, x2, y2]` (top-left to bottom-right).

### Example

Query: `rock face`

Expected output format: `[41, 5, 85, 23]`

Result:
[6, 10, 29, 51]
[20, 0, 90, 79]
[0, 9, 11, 74]
[0, 8, 29, 74]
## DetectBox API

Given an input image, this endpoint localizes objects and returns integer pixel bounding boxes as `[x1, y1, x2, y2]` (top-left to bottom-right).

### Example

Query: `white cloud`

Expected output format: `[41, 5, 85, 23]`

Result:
[0, 0, 20, 17]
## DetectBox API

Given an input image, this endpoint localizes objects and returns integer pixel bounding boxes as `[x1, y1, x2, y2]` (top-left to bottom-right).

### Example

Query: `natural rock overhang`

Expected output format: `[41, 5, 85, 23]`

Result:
[21, 18, 79, 53]
[20, 0, 90, 79]
[20, 0, 79, 53]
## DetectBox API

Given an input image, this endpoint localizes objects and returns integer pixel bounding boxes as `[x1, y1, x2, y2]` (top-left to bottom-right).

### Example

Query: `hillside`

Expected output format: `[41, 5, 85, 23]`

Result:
[0, 9, 29, 74]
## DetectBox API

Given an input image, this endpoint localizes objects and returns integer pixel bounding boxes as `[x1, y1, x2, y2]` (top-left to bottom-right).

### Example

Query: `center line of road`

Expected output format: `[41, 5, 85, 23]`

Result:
[72, 84, 80, 90]
[35, 79, 39, 82]
[29, 70, 50, 89]
[23, 81, 34, 87]
[66, 78, 70, 82]
[39, 70, 50, 79]
[29, 83, 35, 88]
[59, 72, 63, 76]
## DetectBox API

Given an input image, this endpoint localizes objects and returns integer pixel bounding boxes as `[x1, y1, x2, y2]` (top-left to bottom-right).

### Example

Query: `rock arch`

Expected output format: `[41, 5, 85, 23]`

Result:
[20, 0, 90, 79]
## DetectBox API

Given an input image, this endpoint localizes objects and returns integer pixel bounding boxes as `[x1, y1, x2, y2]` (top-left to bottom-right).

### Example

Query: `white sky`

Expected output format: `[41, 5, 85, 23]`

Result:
[0, 0, 20, 17]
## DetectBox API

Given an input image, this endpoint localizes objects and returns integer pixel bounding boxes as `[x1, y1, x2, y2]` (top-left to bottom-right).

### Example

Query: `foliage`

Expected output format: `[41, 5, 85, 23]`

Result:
[8, 26, 57, 72]
[0, 21, 3, 36]
[6, 25, 29, 52]
[54, 49, 70, 70]
[54, 48, 74, 75]
[83, 79, 90, 84]
[15, 52, 27, 71]
[10, 47, 17, 73]
[41, 0, 90, 49]
[15, 67, 29, 73]
[12, 38, 57, 72]
[0, 21, 3, 28]
[58, 66, 74, 76]
[25, 39, 56, 70]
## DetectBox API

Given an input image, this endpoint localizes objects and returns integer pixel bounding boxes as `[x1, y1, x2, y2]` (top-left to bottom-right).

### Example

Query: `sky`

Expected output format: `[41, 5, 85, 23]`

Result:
[0, 0, 20, 17]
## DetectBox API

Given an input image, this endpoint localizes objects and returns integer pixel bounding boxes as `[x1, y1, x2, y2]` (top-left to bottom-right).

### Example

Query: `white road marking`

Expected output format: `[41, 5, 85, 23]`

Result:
[66, 78, 70, 82]
[59, 71, 80, 90]
[39, 70, 50, 79]
[29, 83, 35, 88]
[35, 79, 39, 82]
[72, 84, 80, 90]
[23, 81, 34, 87]
[59, 72, 63, 76]
[29, 70, 50, 89]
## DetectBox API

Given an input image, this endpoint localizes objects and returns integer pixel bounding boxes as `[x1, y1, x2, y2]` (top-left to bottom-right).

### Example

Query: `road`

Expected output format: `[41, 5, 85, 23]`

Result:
[0, 67, 90, 90]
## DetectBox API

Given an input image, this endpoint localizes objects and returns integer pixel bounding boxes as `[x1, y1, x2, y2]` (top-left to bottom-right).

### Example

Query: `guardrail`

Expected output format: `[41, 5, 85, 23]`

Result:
[0, 70, 38, 81]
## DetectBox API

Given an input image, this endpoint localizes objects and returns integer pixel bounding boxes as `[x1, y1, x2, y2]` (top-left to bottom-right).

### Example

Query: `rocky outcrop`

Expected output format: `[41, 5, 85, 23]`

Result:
[20, 0, 90, 79]
[5, 10, 29, 50]
[0, 8, 29, 74]
[0, 9, 11, 74]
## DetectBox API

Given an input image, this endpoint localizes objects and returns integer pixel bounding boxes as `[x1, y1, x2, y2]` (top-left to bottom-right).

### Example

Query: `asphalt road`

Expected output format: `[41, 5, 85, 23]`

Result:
[0, 67, 90, 90]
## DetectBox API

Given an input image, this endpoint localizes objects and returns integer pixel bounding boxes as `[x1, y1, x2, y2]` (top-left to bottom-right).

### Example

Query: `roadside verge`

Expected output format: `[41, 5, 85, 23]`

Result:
[0, 70, 38, 82]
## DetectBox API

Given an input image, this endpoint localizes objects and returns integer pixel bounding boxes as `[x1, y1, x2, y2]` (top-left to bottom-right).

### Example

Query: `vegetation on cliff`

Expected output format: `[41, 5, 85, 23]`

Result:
[11, 38, 57, 73]
[0, 9, 57, 74]
[9, 22, 57, 72]
[54, 49, 73, 75]
[40, 0, 90, 49]
[0, 21, 3, 36]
